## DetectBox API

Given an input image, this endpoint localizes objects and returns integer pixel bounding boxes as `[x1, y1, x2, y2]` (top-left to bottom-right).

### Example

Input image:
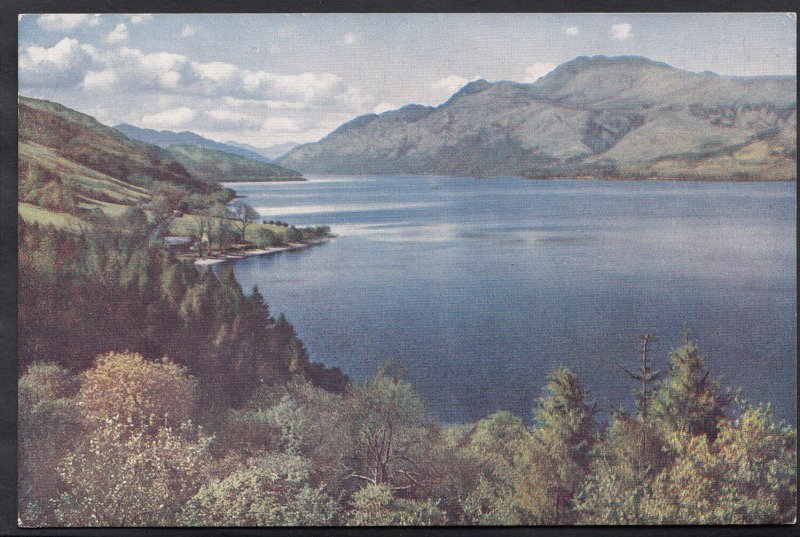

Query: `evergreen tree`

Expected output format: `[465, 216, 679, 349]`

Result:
[650, 340, 731, 443]
[513, 367, 597, 523]
[18, 364, 83, 525]
[574, 412, 671, 524]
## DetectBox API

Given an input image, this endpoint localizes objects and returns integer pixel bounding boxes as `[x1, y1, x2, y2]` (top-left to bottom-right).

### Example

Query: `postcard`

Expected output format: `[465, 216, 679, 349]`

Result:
[16, 12, 797, 527]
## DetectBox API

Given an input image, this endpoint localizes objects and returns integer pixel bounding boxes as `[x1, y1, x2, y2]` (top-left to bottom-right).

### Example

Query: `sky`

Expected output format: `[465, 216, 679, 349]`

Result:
[18, 13, 797, 146]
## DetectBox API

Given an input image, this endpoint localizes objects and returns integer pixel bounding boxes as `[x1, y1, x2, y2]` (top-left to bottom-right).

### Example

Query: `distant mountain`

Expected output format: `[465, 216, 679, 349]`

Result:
[225, 141, 301, 161]
[115, 123, 272, 163]
[19, 96, 220, 215]
[165, 145, 303, 182]
[278, 56, 797, 180]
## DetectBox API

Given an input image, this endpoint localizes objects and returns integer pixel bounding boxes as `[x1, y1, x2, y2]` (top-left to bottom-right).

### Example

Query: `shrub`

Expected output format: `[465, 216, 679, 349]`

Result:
[180, 453, 337, 526]
[79, 352, 198, 430]
[18, 363, 83, 526]
[255, 227, 280, 248]
[55, 420, 212, 526]
[347, 483, 447, 526]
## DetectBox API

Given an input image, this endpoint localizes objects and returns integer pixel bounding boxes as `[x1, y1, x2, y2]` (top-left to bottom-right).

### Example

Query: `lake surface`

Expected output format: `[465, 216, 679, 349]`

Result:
[221, 176, 796, 424]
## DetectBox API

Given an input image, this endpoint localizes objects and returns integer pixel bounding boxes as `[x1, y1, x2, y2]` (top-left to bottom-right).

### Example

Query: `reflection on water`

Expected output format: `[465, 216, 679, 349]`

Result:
[222, 176, 797, 424]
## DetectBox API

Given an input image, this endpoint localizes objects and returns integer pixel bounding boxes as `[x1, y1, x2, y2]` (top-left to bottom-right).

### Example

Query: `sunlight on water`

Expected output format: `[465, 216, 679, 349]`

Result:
[254, 201, 443, 217]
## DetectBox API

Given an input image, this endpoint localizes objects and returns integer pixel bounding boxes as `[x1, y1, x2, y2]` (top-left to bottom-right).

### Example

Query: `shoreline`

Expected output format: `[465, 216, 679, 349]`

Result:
[283, 172, 795, 183]
[192, 237, 332, 266]
[523, 175, 796, 183]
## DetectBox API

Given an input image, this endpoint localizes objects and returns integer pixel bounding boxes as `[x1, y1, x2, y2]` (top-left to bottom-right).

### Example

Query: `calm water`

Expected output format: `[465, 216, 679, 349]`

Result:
[221, 176, 796, 424]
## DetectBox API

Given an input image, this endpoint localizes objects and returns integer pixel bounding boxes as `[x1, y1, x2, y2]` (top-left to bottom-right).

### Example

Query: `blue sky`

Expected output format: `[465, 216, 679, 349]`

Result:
[18, 13, 797, 146]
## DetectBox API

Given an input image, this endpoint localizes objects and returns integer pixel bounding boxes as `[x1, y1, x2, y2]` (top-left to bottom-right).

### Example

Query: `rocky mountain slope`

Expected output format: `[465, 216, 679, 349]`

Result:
[277, 56, 796, 180]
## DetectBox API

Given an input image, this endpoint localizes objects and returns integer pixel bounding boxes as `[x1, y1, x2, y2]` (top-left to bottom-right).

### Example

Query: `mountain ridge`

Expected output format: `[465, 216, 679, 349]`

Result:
[225, 140, 301, 161]
[19, 96, 219, 197]
[115, 123, 273, 163]
[165, 144, 303, 182]
[277, 55, 796, 179]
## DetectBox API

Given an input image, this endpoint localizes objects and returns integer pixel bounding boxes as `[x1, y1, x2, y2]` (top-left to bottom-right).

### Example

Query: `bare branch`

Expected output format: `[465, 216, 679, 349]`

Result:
[347, 474, 377, 484]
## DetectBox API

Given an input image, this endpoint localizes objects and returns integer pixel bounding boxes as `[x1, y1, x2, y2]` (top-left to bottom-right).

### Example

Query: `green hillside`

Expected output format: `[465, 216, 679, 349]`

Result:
[18, 96, 232, 224]
[166, 144, 303, 182]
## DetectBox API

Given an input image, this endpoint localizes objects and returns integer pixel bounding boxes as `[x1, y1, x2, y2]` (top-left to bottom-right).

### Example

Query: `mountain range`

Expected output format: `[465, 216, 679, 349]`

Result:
[114, 123, 279, 163]
[277, 56, 796, 180]
[115, 123, 300, 163]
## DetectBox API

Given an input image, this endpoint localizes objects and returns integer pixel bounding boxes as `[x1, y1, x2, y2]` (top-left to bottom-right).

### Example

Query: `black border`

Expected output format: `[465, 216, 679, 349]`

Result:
[1, 1, 798, 536]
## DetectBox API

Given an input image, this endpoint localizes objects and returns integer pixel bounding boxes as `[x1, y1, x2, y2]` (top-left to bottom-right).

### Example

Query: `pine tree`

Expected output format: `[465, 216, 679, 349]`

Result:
[513, 367, 597, 523]
[650, 339, 731, 443]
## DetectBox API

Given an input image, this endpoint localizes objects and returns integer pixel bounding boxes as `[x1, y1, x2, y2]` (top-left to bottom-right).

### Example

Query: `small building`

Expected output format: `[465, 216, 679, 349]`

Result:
[162, 236, 193, 254]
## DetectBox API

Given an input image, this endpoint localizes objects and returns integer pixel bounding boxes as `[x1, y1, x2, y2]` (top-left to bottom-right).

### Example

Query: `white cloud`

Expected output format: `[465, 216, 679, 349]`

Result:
[181, 24, 197, 37]
[83, 69, 117, 90]
[373, 102, 397, 114]
[128, 14, 152, 24]
[565, 26, 579, 37]
[113, 47, 190, 91]
[20, 38, 91, 69]
[333, 85, 372, 110]
[21, 36, 350, 106]
[269, 44, 282, 55]
[37, 14, 100, 31]
[105, 23, 128, 44]
[610, 23, 633, 40]
[18, 38, 98, 87]
[431, 75, 482, 98]
[204, 109, 262, 130]
[239, 71, 346, 103]
[522, 62, 556, 82]
[261, 116, 302, 133]
[141, 107, 196, 128]
[18, 38, 366, 144]
[221, 96, 305, 110]
[192, 61, 239, 83]
[343, 32, 358, 45]
[206, 109, 248, 121]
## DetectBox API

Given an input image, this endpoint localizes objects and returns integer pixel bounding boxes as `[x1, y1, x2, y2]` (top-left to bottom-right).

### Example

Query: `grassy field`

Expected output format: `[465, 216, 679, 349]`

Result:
[19, 202, 87, 231]
[19, 199, 325, 244]
[169, 214, 299, 242]
[77, 198, 132, 218]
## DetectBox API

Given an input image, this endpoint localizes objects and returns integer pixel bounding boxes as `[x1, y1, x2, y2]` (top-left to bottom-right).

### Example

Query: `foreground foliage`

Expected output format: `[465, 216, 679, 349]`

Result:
[18, 341, 796, 526]
[17, 213, 796, 527]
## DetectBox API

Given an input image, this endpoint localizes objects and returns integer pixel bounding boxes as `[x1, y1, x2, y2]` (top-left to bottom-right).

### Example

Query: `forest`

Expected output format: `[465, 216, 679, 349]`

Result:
[17, 207, 797, 526]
